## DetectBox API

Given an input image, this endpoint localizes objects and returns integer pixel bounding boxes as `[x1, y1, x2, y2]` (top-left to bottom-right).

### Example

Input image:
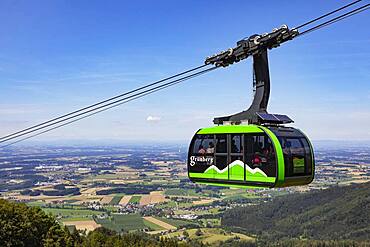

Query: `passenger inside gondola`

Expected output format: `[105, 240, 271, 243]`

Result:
[231, 139, 239, 153]
[262, 144, 274, 162]
[260, 147, 268, 163]
[198, 145, 206, 154]
[252, 141, 263, 166]
[250, 138, 276, 176]
[252, 153, 262, 166]
[206, 142, 214, 153]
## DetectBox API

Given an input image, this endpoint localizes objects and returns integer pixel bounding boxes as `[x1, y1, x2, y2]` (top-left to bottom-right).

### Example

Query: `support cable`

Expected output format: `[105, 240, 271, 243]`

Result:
[0, 64, 208, 141]
[294, 0, 363, 29]
[0, 67, 217, 148]
[298, 3, 370, 36]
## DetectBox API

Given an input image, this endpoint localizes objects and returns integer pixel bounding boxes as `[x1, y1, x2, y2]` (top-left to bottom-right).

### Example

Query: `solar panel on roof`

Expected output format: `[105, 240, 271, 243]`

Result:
[256, 112, 294, 124]
[256, 112, 279, 121]
[273, 114, 294, 123]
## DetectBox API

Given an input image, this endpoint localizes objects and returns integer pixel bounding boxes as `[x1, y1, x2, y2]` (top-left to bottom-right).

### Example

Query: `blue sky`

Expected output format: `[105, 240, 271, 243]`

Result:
[0, 0, 369, 143]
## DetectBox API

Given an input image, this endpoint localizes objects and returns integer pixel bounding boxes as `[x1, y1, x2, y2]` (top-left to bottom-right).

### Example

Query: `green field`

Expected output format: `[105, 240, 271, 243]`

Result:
[174, 208, 219, 217]
[156, 201, 176, 209]
[105, 205, 118, 213]
[95, 213, 146, 232]
[129, 196, 141, 203]
[26, 201, 45, 207]
[88, 174, 119, 180]
[223, 192, 261, 201]
[42, 208, 103, 220]
[166, 228, 254, 244]
[192, 208, 220, 216]
[62, 217, 95, 222]
[156, 217, 193, 228]
[165, 188, 198, 196]
[200, 218, 221, 227]
[109, 195, 123, 205]
[143, 218, 165, 231]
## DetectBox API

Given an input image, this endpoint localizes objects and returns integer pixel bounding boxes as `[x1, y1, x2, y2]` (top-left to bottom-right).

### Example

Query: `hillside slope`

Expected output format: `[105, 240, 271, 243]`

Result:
[222, 182, 370, 240]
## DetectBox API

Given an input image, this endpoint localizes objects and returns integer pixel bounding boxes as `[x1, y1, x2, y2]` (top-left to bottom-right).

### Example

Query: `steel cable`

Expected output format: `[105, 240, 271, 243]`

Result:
[0, 64, 208, 141]
[0, 67, 218, 148]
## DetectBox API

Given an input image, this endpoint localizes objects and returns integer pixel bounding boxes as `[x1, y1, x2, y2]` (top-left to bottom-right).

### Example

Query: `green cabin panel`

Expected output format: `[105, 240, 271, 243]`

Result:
[188, 124, 314, 188]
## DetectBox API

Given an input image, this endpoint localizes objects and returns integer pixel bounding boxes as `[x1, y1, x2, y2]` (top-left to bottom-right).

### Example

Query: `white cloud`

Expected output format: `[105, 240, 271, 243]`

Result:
[146, 116, 161, 122]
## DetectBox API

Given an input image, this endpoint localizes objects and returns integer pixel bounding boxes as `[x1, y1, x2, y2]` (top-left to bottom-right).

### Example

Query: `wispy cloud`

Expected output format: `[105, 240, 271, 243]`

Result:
[146, 116, 161, 122]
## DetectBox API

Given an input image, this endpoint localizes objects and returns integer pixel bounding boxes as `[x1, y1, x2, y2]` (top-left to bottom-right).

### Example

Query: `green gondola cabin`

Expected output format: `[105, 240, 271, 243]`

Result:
[187, 125, 314, 188]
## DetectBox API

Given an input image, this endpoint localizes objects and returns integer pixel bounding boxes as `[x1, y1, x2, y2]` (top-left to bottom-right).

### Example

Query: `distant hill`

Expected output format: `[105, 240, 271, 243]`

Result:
[222, 182, 370, 241]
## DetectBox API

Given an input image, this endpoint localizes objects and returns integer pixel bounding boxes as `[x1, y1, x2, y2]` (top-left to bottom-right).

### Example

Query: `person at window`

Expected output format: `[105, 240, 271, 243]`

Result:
[231, 140, 239, 153]
[198, 145, 206, 154]
[252, 153, 262, 167]
[206, 142, 214, 154]
[261, 147, 269, 163]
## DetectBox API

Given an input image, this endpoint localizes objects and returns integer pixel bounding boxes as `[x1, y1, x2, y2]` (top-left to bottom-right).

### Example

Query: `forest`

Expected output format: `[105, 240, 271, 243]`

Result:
[222, 182, 370, 242]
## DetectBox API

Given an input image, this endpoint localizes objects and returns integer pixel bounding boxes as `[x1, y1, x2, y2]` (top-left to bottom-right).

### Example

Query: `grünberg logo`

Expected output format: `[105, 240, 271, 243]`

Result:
[190, 156, 214, 166]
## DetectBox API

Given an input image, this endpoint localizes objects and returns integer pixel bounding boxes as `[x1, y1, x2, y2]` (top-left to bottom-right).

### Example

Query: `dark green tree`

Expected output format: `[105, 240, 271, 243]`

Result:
[0, 199, 63, 247]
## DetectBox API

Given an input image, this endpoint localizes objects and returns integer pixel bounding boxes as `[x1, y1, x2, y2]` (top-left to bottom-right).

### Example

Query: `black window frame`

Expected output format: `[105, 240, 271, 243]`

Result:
[281, 137, 311, 177]
[244, 133, 277, 178]
[191, 134, 215, 156]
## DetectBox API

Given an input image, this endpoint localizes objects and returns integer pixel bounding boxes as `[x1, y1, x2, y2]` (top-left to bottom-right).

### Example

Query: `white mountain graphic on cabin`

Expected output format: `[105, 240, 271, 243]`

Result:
[204, 160, 268, 178]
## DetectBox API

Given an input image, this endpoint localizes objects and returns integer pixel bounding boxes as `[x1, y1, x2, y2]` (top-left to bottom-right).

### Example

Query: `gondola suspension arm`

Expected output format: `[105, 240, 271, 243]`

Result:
[207, 25, 298, 125]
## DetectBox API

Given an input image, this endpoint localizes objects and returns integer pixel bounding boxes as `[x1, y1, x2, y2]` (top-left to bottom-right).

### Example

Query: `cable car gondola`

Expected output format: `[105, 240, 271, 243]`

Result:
[187, 26, 315, 188]
[188, 124, 314, 188]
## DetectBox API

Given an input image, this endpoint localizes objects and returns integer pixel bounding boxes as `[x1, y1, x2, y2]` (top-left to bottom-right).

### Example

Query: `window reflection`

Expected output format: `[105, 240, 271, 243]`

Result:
[192, 135, 214, 155]
[216, 135, 227, 153]
[282, 138, 307, 176]
[245, 134, 276, 177]
[231, 135, 242, 153]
